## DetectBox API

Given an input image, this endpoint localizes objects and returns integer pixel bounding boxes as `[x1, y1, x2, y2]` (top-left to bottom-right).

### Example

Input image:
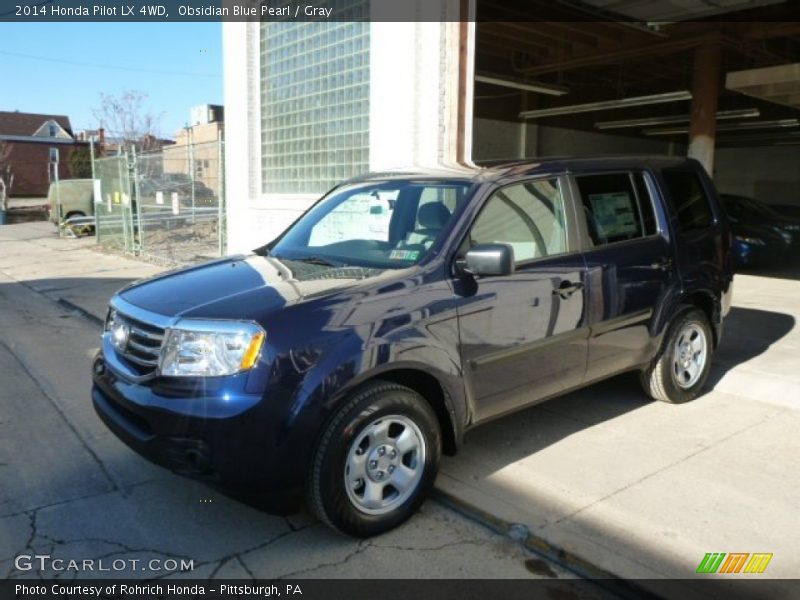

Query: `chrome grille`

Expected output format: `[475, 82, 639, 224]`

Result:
[114, 311, 165, 374]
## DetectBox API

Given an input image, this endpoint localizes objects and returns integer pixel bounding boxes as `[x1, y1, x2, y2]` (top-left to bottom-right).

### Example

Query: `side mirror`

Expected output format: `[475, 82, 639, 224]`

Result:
[462, 243, 515, 277]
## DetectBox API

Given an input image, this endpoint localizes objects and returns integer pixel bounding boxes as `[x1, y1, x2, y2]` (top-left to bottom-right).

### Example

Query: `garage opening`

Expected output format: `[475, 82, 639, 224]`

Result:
[471, 1, 800, 275]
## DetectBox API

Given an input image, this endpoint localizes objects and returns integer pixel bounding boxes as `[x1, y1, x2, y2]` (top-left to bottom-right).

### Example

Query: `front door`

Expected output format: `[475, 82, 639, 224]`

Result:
[453, 177, 589, 423]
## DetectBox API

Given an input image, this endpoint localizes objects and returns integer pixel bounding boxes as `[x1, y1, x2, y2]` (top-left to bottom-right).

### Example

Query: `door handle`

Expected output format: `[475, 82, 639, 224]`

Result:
[553, 280, 584, 298]
[651, 258, 673, 271]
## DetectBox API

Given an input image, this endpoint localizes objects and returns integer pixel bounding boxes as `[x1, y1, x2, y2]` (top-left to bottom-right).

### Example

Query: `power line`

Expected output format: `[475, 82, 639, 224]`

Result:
[0, 50, 221, 78]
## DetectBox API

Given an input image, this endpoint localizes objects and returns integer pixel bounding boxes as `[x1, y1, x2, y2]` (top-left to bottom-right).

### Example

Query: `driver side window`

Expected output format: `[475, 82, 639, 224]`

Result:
[470, 178, 567, 263]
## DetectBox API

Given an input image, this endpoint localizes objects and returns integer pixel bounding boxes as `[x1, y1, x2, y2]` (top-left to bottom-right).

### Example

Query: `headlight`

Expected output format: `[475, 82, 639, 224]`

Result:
[734, 235, 767, 247]
[105, 309, 130, 353]
[783, 224, 800, 232]
[160, 320, 265, 377]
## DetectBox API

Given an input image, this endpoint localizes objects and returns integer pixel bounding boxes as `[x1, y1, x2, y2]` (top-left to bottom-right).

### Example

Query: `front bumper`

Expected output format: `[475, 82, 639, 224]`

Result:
[91, 350, 313, 492]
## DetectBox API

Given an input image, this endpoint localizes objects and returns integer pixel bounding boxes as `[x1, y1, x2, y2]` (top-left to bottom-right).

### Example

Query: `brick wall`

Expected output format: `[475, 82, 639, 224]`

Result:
[6, 141, 88, 197]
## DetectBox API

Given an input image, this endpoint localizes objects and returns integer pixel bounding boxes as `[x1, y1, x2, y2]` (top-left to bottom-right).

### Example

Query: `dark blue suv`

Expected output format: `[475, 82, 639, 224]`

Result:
[92, 157, 733, 536]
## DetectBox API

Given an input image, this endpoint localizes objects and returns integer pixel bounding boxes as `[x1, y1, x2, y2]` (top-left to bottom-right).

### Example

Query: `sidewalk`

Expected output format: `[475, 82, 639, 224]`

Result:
[0, 221, 162, 319]
[2, 222, 798, 592]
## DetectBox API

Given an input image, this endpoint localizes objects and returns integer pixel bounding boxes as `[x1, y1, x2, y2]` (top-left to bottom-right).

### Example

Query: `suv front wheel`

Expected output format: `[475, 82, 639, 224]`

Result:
[641, 307, 713, 404]
[308, 381, 441, 536]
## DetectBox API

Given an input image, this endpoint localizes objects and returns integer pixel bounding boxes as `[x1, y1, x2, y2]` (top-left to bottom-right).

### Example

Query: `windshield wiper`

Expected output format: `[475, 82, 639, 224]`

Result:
[289, 256, 340, 267]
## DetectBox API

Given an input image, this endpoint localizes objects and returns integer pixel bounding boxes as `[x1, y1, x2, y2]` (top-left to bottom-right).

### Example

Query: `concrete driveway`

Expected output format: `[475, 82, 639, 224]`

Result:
[1, 222, 798, 595]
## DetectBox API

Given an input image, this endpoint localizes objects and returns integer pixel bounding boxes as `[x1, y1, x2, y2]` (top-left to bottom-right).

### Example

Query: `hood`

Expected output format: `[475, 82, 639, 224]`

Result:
[118, 254, 384, 319]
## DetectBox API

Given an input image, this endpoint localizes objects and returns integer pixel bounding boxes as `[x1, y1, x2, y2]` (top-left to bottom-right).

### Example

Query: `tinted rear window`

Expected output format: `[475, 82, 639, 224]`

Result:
[662, 169, 714, 231]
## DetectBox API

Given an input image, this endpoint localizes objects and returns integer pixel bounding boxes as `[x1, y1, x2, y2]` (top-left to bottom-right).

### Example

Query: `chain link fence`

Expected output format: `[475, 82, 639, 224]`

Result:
[94, 155, 135, 252]
[93, 140, 225, 265]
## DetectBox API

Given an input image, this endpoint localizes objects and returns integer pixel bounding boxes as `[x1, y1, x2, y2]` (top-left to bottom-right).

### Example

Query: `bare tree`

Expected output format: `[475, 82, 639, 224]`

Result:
[92, 90, 165, 154]
[0, 141, 14, 213]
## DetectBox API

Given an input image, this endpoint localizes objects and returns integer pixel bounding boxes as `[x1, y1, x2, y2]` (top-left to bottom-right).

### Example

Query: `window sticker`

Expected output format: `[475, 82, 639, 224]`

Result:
[589, 192, 638, 237]
[388, 249, 420, 261]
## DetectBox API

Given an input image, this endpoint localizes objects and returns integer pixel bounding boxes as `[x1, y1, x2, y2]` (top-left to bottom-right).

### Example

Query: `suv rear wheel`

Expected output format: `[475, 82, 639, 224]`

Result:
[308, 381, 441, 537]
[641, 307, 713, 404]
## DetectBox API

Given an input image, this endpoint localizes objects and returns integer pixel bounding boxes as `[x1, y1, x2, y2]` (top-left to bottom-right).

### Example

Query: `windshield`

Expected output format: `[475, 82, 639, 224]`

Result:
[269, 179, 474, 269]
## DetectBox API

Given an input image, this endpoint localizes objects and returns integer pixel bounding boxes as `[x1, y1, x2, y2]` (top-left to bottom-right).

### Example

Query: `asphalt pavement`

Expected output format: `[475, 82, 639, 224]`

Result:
[0, 222, 600, 591]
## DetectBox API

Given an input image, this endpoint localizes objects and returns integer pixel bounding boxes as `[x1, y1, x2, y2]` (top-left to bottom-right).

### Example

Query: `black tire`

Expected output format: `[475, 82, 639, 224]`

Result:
[308, 380, 441, 537]
[641, 307, 713, 404]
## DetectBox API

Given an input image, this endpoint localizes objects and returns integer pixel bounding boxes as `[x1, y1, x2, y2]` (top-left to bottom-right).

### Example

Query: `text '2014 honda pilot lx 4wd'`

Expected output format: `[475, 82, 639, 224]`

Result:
[93, 157, 733, 536]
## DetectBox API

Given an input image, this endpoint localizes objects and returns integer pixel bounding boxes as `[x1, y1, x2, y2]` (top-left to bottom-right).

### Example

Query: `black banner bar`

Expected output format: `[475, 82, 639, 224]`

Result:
[2, 579, 799, 600]
[2, 0, 799, 22]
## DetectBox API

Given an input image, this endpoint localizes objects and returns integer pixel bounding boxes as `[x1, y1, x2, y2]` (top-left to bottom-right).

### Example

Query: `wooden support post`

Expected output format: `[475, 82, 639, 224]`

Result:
[456, 0, 470, 164]
[688, 41, 722, 175]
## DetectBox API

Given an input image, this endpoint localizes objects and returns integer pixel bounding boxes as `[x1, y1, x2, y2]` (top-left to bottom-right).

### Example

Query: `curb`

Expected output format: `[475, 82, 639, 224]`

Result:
[57, 298, 105, 328]
[432, 487, 660, 600]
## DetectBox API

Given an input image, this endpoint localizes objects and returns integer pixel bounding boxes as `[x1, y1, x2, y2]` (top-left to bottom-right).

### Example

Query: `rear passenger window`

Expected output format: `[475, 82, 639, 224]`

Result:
[576, 172, 657, 246]
[469, 178, 567, 263]
[662, 169, 714, 231]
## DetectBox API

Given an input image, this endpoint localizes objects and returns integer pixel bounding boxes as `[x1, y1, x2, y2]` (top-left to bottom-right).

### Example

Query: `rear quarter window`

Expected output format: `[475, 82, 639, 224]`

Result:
[662, 169, 714, 231]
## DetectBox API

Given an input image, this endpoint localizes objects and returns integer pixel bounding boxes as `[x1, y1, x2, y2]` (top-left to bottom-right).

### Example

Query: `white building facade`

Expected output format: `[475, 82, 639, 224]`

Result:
[222, 3, 474, 253]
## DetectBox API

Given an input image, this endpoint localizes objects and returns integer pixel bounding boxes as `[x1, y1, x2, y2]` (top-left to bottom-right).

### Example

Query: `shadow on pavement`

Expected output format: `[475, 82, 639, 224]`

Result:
[708, 305, 796, 388]
[451, 305, 795, 478]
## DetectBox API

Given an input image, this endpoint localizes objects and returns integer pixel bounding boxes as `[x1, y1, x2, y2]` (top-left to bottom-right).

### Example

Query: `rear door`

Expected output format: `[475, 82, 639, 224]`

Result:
[571, 171, 679, 381]
[453, 176, 589, 423]
[658, 166, 729, 302]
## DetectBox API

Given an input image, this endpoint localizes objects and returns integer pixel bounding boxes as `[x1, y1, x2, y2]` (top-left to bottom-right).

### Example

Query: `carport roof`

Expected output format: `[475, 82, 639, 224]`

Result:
[475, 1, 800, 147]
[573, 0, 787, 22]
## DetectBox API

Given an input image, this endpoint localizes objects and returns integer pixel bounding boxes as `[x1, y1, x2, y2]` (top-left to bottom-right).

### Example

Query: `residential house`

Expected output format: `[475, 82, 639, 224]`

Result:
[0, 111, 89, 196]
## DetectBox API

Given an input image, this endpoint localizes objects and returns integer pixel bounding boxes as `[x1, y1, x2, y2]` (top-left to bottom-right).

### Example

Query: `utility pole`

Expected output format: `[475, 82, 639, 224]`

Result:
[185, 124, 196, 223]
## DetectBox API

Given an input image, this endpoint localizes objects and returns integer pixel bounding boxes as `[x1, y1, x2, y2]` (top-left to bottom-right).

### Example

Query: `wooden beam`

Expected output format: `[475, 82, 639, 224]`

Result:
[735, 21, 800, 42]
[479, 26, 554, 53]
[520, 31, 723, 77]
[521, 22, 600, 49]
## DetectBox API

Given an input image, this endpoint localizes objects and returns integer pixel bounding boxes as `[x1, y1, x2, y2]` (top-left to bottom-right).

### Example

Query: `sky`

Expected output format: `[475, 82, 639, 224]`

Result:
[0, 22, 223, 138]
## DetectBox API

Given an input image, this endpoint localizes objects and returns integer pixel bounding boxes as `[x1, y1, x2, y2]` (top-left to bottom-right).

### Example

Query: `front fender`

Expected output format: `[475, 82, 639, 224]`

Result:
[274, 334, 466, 476]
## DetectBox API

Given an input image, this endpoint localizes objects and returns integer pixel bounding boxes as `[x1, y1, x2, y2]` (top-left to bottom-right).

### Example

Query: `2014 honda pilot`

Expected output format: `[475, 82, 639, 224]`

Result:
[92, 157, 733, 536]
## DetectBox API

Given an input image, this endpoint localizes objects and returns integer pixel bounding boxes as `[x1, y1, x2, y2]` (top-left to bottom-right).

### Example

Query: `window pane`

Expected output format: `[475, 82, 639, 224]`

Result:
[576, 173, 649, 245]
[662, 169, 714, 231]
[261, 9, 370, 194]
[273, 180, 472, 269]
[470, 178, 566, 263]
